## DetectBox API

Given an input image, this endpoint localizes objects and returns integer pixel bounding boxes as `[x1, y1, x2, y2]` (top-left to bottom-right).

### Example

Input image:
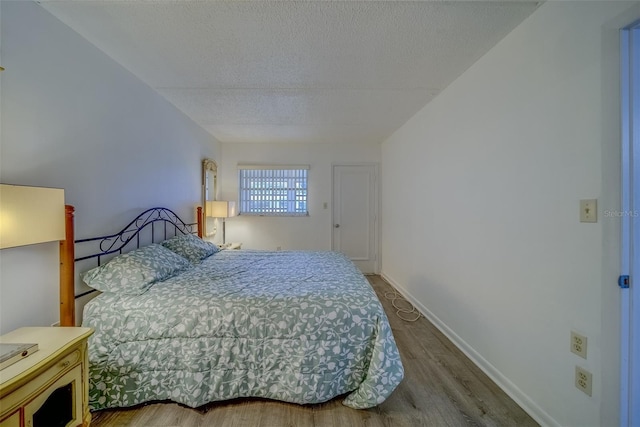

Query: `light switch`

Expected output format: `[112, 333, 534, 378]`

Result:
[580, 199, 597, 223]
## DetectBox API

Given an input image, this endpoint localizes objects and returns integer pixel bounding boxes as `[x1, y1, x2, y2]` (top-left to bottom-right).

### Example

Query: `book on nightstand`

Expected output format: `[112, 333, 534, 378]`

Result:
[0, 343, 38, 370]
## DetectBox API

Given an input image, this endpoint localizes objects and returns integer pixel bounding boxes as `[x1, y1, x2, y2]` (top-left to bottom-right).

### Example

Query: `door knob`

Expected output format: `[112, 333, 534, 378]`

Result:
[334, 224, 340, 228]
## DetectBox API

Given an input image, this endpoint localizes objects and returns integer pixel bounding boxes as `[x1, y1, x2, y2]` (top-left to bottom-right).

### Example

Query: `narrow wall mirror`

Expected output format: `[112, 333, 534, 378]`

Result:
[202, 159, 217, 237]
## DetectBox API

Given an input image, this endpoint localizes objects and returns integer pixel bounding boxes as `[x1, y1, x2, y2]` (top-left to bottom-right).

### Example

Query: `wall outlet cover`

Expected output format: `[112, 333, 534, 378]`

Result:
[570, 331, 587, 359]
[575, 366, 593, 396]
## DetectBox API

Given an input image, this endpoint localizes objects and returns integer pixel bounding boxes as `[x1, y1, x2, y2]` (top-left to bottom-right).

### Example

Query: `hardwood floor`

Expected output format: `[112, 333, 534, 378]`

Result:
[91, 276, 539, 427]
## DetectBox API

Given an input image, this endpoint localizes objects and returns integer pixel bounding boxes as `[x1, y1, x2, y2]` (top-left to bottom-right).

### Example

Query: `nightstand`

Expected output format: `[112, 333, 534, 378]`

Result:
[219, 242, 242, 250]
[0, 327, 93, 427]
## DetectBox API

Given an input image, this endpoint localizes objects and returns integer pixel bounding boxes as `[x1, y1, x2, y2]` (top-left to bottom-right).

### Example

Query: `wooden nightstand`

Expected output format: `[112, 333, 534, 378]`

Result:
[0, 327, 93, 427]
[219, 242, 242, 250]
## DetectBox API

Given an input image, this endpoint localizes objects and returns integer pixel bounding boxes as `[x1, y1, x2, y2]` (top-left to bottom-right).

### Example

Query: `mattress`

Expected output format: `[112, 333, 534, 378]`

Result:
[82, 250, 404, 410]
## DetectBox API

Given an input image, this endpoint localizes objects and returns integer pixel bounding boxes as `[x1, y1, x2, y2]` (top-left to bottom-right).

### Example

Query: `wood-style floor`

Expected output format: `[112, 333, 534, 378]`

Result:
[91, 276, 539, 427]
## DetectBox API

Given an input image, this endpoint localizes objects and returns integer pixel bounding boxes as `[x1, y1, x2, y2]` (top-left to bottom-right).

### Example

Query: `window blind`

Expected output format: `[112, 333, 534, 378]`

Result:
[238, 166, 309, 216]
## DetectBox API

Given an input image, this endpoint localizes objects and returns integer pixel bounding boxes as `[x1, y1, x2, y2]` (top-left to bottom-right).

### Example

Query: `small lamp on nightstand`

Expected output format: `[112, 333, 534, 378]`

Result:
[0, 184, 65, 249]
[206, 200, 236, 245]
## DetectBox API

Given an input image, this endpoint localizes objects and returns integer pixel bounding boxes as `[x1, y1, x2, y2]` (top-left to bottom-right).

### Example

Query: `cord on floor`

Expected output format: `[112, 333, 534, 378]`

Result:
[383, 289, 422, 322]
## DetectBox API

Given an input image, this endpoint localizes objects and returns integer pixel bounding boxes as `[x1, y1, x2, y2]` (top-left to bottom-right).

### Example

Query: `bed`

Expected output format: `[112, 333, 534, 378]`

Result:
[59, 206, 403, 411]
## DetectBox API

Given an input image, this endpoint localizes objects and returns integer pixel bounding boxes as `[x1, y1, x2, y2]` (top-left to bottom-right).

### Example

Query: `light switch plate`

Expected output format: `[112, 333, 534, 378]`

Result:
[580, 199, 597, 223]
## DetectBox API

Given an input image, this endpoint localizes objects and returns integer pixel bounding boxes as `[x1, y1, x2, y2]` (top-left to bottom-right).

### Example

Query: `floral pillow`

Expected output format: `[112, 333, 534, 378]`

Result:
[161, 233, 220, 264]
[82, 243, 191, 295]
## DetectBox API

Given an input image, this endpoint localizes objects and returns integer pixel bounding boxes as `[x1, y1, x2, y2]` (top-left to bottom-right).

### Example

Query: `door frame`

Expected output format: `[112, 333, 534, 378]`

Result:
[620, 20, 640, 427]
[331, 163, 380, 274]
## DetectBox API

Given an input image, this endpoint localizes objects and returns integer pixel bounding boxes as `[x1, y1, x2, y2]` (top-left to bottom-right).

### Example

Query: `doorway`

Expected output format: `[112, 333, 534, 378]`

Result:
[620, 21, 640, 427]
[332, 164, 379, 274]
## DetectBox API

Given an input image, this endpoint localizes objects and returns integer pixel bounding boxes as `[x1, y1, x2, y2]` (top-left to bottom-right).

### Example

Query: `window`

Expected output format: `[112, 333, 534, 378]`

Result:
[238, 164, 309, 216]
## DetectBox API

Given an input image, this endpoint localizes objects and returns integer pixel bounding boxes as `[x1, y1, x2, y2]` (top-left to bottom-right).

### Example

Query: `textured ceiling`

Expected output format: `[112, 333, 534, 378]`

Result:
[39, 1, 541, 144]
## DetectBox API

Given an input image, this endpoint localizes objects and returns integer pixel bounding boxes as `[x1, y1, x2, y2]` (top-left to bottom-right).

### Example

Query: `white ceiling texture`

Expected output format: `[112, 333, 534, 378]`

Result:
[39, 1, 541, 144]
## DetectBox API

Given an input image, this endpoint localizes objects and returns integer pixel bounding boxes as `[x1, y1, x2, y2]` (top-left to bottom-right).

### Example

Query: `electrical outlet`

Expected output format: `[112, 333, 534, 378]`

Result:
[575, 366, 592, 396]
[570, 331, 587, 359]
[580, 199, 597, 223]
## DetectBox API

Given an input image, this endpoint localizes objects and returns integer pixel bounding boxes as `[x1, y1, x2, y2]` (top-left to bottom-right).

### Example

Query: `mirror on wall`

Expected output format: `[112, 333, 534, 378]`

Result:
[202, 159, 217, 237]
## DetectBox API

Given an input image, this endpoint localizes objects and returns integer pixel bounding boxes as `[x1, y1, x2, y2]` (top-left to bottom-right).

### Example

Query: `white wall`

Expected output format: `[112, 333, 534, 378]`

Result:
[219, 142, 380, 251]
[382, 2, 639, 426]
[381, 2, 639, 426]
[0, 1, 219, 334]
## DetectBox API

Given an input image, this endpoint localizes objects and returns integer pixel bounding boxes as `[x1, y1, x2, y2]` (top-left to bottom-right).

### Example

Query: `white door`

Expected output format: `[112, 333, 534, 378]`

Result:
[620, 22, 640, 427]
[332, 164, 378, 274]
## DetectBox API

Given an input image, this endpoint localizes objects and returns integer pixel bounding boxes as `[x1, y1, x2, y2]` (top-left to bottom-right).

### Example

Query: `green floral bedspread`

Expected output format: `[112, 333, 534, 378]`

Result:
[82, 250, 404, 410]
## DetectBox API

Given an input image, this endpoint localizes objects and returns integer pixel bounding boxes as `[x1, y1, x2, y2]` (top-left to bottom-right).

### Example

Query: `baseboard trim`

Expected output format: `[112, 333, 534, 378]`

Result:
[380, 271, 560, 427]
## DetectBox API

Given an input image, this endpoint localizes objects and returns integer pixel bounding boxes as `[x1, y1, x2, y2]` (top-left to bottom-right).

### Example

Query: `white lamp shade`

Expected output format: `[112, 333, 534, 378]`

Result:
[0, 184, 65, 249]
[206, 200, 236, 218]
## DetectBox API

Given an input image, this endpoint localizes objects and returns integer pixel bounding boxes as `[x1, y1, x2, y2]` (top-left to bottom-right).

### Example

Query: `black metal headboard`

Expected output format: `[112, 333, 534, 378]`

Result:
[74, 207, 198, 299]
